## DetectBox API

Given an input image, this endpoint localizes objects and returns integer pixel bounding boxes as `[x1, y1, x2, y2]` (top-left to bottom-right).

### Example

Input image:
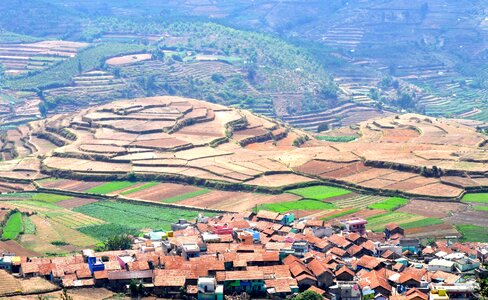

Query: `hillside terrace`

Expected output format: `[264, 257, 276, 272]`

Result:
[0, 210, 484, 299]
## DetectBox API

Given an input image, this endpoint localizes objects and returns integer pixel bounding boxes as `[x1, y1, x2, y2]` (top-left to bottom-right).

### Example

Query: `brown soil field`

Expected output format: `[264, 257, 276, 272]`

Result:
[444, 209, 488, 227]
[106, 53, 152, 65]
[246, 173, 316, 187]
[405, 224, 461, 239]
[407, 183, 463, 198]
[0, 240, 39, 257]
[295, 160, 348, 175]
[2, 97, 488, 199]
[359, 178, 397, 189]
[440, 176, 480, 188]
[398, 199, 467, 218]
[179, 191, 301, 212]
[380, 128, 420, 143]
[38, 179, 104, 192]
[130, 138, 191, 150]
[340, 168, 397, 184]
[124, 182, 200, 201]
[383, 176, 438, 191]
[56, 198, 99, 209]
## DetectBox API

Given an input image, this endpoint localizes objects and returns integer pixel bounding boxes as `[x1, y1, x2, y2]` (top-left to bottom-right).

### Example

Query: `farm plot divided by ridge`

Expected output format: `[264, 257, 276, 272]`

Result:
[2, 96, 488, 199]
[73, 200, 210, 239]
[365, 212, 443, 232]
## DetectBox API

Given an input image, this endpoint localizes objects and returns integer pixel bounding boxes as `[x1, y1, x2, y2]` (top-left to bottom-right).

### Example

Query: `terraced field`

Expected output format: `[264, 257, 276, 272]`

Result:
[366, 212, 443, 232]
[329, 194, 389, 209]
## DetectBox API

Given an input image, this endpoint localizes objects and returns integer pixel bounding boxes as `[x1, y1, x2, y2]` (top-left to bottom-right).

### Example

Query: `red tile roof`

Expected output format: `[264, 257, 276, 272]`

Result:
[217, 270, 265, 281]
[335, 265, 355, 278]
[328, 234, 352, 249]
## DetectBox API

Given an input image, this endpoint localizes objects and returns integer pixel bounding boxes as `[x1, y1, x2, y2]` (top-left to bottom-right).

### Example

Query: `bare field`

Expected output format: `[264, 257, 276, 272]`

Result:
[398, 199, 467, 218]
[1, 97, 487, 199]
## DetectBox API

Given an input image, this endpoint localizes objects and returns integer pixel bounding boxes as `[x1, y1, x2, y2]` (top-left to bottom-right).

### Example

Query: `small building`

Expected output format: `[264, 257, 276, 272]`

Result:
[329, 282, 362, 300]
[428, 259, 455, 273]
[154, 274, 186, 297]
[172, 219, 192, 231]
[198, 277, 224, 300]
[384, 223, 404, 239]
[399, 238, 420, 253]
[0, 256, 13, 271]
[335, 265, 355, 282]
[182, 243, 201, 260]
[291, 241, 309, 257]
[107, 270, 153, 291]
[454, 258, 480, 273]
[217, 270, 266, 295]
[256, 210, 280, 223]
[429, 284, 477, 300]
[280, 213, 295, 226]
[342, 218, 367, 235]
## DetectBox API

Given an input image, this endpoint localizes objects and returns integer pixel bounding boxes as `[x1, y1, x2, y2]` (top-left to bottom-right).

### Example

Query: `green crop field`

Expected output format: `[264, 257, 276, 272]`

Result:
[366, 212, 442, 232]
[86, 181, 138, 194]
[120, 182, 159, 195]
[31, 193, 72, 203]
[22, 215, 36, 234]
[77, 224, 140, 241]
[456, 225, 488, 242]
[321, 208, 360, 221]
[316, 135, 357, 142]
[368, 197, 408, 211]
[258, 199, 336, 213]
[73, 200, 211, 238]
[162, 189, 210, 203]
[1, 212, 23, 240]
[399, 218, 443, 229]
[473, 205, 488, 211]
[287, 185, 351, 200]
[461, 193, 488, 203]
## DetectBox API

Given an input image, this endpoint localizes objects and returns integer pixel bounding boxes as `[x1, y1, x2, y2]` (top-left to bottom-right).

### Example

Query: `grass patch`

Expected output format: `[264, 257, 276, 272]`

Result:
[77, 224, 140, 241]
[31, 193, 72, 203]
[321, 208, 360, 221]
[400, 218, 443, 229]
[473, 205, 488, 211]
[86, 181, 138, 194]
[73, 200, 212, 231]
[366, 212, 441, 232]
[287, 185, 351, 200]
[368, 197, 408, 211]
[120, 182, 159, 195]
[162, 189, 210, 203]
[1, 212, 23, 240]
[259, 199, 336, 213]
[456, 225, 488, 242]
[316, 135, 357, 142]
[461, 193, 488, 203]
[22, 215, 36, 234]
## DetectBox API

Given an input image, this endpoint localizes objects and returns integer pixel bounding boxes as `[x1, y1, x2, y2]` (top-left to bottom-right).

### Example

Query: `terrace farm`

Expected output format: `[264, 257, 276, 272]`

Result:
[0, 95, 485, 251]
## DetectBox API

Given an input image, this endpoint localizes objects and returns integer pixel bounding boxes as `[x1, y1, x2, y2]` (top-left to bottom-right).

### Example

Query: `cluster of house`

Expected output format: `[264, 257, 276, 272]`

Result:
[0, 210, 486, 299]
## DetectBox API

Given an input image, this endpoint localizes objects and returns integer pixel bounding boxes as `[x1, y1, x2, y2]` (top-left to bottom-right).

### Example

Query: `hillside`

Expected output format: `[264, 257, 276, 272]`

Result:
[1, 96, 487, 200]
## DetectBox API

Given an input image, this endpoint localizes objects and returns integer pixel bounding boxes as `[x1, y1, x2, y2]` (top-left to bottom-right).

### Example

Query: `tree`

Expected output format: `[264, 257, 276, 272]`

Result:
[293, 290, 323, 300]
[129, 280, 139, 298]
[211, 73, 226, 83]
[317, 123, 329, 133]
[104, 234, 132, 250]
[477, 278, 488, 299]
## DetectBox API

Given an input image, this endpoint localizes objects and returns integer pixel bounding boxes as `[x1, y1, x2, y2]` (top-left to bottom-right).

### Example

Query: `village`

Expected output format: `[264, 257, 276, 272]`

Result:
[0, 210, 485, 299]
